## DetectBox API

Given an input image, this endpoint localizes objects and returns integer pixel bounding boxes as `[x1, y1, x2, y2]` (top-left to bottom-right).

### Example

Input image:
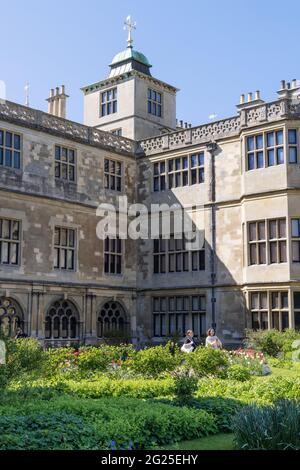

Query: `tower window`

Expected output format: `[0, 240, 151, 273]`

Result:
[148, 89, 162, 117]
[101, 88, 117, 116]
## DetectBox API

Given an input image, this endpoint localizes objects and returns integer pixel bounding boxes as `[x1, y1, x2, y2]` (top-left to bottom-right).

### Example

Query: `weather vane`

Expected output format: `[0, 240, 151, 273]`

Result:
[124, 15, 136, 48]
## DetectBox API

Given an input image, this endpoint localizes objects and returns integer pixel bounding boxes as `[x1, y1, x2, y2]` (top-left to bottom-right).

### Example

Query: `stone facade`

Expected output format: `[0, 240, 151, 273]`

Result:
[1, 47, 300, 346]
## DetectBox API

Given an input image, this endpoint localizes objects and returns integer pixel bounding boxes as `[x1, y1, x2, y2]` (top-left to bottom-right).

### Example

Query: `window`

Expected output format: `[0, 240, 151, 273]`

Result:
[55, 146, 76, 182]
[269, 219, 286, 263]
[0, 129, 21, 169]
[266, 130, 284, 166]
[0, 218, 20, 266]
[291, 219, 300, 262]
[271, 292, 289, 330]
[246, 129, 284, 170]
[153, 153, 205, 191]
[153, 295, 206, 337]
[54, 227, 76, 270]
[153, 161, 166, 192]
[248, 218, 286, 265]
[101, 88, 117, 116]
[294, 293, 300, 330]
[148, 89, 162, 117]
[248, 221, 266, 265]
[288, 129, 298, 164]
[104, 159, 122, 192]
[251, 292, 268, 330]
[247, 134, 264, 170]
[111, 128, 122, 136]
[104, 237, 122, 275]
[45, 299, 78, 340]
[97, 301, 128, 338]
[0, 297, 23, 337]
[154, 234, 205, 274]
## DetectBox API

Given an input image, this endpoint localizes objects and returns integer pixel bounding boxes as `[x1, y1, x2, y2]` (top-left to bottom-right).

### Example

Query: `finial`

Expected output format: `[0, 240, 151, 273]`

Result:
[25, 82, 30, 107]
[124, 15, 136, 48]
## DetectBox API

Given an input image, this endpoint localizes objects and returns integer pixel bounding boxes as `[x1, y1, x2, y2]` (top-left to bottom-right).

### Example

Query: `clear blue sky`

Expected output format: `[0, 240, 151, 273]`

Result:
[1, 0, 300, 126]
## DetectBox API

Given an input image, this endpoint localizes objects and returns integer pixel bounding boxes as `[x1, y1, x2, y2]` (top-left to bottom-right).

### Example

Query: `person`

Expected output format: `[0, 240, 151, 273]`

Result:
[205, 328, 222, 350]
[15, 327, 28, 339]
[181, 330, 197, 353]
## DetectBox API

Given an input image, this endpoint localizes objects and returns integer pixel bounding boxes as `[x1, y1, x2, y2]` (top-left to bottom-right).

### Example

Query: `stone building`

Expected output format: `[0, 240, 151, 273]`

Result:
[1, 27, 300, 346]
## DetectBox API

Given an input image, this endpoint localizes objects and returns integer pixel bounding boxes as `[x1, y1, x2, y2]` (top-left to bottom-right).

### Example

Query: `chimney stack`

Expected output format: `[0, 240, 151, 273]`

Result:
[47, 85, 69, 119]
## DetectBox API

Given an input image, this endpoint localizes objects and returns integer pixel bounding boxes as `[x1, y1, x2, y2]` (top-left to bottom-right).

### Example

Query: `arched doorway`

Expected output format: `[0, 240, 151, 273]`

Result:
[45, 299, 79, 340]
[97, 301, 129, 338]
[0, 297, 24, 337]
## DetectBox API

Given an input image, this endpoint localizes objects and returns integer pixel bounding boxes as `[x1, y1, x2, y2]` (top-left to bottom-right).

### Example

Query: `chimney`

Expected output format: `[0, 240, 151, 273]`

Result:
[47, 85, 69, 118]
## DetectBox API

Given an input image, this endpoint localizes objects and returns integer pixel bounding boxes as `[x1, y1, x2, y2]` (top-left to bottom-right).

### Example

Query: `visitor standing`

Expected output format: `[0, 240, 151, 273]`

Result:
[181, 330, 197, 353]
[205, 328, 222, 350]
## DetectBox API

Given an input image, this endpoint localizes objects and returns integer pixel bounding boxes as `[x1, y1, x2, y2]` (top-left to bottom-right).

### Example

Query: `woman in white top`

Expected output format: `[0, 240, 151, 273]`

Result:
[205, 328, 222, 350]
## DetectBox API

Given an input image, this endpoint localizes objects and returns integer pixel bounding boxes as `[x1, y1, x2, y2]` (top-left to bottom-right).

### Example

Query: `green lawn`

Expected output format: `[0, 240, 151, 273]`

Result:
[160, 433, 235, 451]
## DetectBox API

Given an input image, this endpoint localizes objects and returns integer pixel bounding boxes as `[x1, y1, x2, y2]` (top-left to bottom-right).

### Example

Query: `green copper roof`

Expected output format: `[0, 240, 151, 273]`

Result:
[110, 47, 152, 68]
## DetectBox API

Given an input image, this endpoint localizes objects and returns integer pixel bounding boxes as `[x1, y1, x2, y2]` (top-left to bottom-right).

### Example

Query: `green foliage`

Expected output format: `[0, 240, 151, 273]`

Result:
[227, 365, 251, 382]
[245, 329, 300, 357]
[126, 346, 181, 378]
[171, 367, 198, 403]
[185, 347, 229, 378]
[6, 338, 45, 374]
[233, 400, 300, 450]
[0, 397, 217, 450]
[188, 397, 242, 432]
[196, 376, 300, 404]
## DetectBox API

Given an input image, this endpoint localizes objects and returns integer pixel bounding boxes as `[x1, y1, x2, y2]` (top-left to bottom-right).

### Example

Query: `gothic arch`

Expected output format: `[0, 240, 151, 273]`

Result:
[45, 298, 79, 340]
[97, 300, 129, 338]
[0, 297, 24, 337]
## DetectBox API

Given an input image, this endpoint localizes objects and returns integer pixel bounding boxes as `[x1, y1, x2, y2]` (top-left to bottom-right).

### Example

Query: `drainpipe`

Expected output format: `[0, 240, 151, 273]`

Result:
[206, 140, 218, 330]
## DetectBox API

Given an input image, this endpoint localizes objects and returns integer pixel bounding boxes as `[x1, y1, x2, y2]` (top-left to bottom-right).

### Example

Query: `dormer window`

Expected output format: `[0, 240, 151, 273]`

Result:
[148, 89, 162, 117]
[101, 88, 117, 117]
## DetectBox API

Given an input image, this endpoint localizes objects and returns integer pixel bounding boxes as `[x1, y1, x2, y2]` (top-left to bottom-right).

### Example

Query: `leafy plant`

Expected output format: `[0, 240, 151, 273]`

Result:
[233, 400, 300, 450]
[244, 329, 300, 358]
[171, 367, 198, 403]
[185, 347, 229, 378]
[227, 365, 251, 382]
[126, 346, 181, 378]
[0, 397, 217, 450]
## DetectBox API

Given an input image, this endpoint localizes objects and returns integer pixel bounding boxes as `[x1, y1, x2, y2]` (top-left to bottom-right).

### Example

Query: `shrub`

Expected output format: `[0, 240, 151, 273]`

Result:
[126, 346, 181, 378]
[245, 329, 300, 357]
[6, 338, 45, 374]
[188, 397, 242, 432]
[77, 347, 112, 372]
[171, 367, 198, 403]
[227, 365, 251, 382]
[196, 376, 300, 404]
[233, 400, 300, 450]
[0, 397, 217, 450]
[185, 347, 229, 378]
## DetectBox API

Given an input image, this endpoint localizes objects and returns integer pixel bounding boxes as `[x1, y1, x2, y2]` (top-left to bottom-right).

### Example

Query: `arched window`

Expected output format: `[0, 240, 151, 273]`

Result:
[97, 301, 128, 338]
[45, 299, 79, 340]
[0, 298, 23, 337]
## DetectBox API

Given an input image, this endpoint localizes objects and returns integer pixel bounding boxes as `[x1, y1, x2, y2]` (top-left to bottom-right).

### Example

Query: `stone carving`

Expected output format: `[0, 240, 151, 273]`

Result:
[0, 100, 135, 156]
[1, 98, 299, 158]
[246, 106, 266, 124]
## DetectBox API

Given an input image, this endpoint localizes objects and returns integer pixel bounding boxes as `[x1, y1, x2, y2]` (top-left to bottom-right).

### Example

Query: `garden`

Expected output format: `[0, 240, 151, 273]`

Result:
[0, 329, 300, 450]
